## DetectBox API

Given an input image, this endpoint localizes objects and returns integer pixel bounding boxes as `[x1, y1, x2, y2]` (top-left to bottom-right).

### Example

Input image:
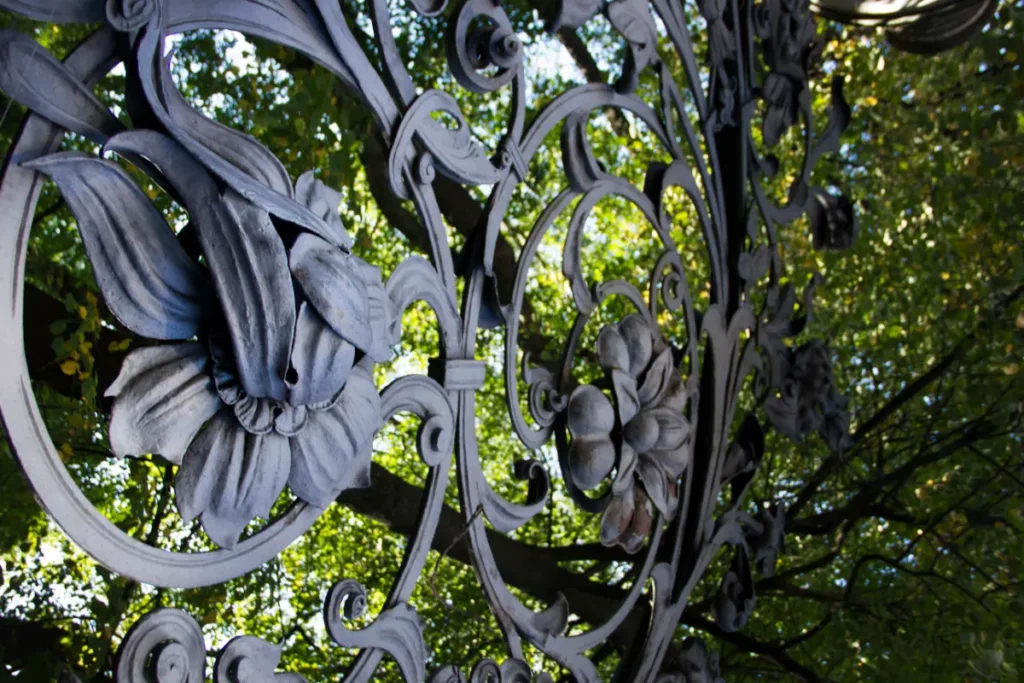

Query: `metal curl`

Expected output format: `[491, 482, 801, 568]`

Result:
[478, 459, 551, 533]
[380, 375, 456, 467]
[386, 255, 462, 354]
[513, 458, 551, 509]
[214, 636, 307, 683]
[326, 579, 369, 623]
[323, 579, 427, 683]
[525, 357, 566, 429]
[115, 609, 206, 683]
[470, 660, 503, 683]
[445, 0, 522, 94]
[387, 90, 506, 200]
[503, 188, 577, 450]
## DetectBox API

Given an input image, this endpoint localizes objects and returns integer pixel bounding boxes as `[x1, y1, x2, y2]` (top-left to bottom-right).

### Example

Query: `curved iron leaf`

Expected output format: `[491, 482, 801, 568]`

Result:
[22, 152, 209, 340]
[0, 30, 123, 144]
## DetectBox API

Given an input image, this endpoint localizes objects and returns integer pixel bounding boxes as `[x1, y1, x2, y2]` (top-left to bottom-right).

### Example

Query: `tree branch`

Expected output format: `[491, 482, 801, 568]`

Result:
[679, 613, 823, 682]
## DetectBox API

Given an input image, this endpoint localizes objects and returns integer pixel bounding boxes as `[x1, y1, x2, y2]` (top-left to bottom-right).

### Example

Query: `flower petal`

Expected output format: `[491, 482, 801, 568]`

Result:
[568, 436, 615, 490]
[106, 343, 220, 464]
[233, 395, 276, 435]
[144, 52, 352, 247]
[659, 374, 692, 412]
[175, 410, 291, 548]
[623, 487, 653, 553]
[157, 56, 294, 198]
[636, 456, 676, 518]
[210, 338, 242, 406]
[294, 170, 344, 230]
[600, 487, 635, 547]
[648, 406, 691, 451]
[623, 410, 659, 453]
[288, 366, 380, 507]
[619, 314, 653, 377]
[611, 442, 638, 496]
[596, 325, 629, 372]
[355, 260, 397, 362]
[637, 347, 674, 406]
[289, 234, 374, 354]
[567, 384, 615, 437]
[205, 193, 296, 401]
[273, 404, 308, 437]
[611, 369, 640, 425]
[23, 153, 209, 340]
[103, 131, 297, 400]
[287, 301, 355, 407]
[650, 442, 691, 479]
[0, 30, 122, 144]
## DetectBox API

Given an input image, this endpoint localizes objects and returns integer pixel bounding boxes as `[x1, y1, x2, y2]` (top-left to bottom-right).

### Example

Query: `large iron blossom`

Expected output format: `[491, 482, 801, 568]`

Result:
[28, 130, 395, 547]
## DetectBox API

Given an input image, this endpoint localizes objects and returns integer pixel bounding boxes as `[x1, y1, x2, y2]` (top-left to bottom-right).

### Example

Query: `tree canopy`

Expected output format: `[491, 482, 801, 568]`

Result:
[0, 0, 1021, 681]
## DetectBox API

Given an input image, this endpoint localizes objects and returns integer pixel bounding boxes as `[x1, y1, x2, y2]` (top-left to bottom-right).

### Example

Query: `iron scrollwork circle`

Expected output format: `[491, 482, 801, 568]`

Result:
[0, 28, 329, 589]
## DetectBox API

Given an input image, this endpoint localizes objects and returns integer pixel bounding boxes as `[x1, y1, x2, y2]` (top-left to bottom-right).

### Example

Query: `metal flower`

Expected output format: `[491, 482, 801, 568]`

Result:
[808, 187, 859, 251]
[567, 314, 692, 552]
[763, 340, 852, 453]
[713, 549, 756, 632]
[674, 638, 725, 683]
[698, 0, 736, 69]
[29, 137, 396, 548]
[109, 205, 392, 546]
[748, 503, 786, 577]
[761, 71, 799, 147]
[754, 0, 820, 146]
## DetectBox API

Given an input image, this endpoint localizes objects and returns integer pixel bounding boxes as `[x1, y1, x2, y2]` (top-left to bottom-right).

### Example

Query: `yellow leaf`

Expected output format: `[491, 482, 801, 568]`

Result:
[1005, 363, 1019, 376]
[1007, 51, 1017, 63]
[864, 96, 878, 106]
[78, 305, 88, 319]
[59, 442, 74, 462]
[940, 272, 950, 280]
[60, 359, 79, 376]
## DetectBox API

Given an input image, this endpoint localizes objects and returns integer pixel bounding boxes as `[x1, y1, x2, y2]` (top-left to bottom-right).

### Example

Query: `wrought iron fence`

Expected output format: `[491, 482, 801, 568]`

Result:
[0, 0, 855, 679]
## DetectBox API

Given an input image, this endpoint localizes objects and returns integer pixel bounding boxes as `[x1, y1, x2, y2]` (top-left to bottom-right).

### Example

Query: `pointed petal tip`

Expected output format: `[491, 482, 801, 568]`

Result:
[200, 512, 244, 549]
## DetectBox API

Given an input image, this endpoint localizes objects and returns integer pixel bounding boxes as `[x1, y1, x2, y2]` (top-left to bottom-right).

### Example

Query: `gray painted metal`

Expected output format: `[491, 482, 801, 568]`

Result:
[0, 0, 857, 680]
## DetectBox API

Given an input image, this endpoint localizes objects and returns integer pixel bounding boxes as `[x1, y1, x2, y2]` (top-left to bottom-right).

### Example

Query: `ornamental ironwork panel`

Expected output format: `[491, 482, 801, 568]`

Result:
[0, 0, 856, 680]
